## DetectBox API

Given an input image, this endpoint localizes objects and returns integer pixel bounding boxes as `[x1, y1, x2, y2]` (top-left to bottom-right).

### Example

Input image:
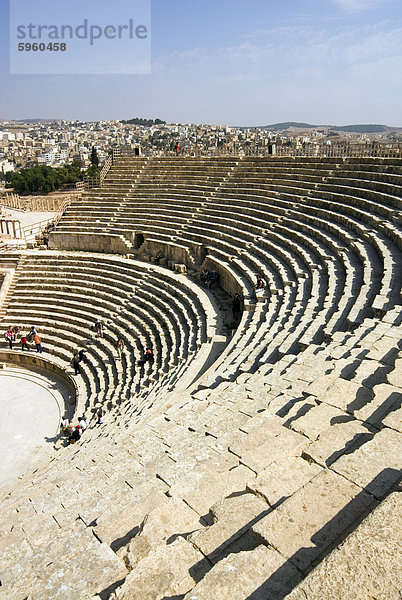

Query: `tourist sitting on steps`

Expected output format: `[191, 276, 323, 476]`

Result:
[78, 415, 88, 431]
[200, 268, 209, 285]
[138, 348, 154, 366]
[68, 426, 81, 445]
[206, 270, 219, 289]
[252, 274, 266, 298]
[153, 250, 163, 265]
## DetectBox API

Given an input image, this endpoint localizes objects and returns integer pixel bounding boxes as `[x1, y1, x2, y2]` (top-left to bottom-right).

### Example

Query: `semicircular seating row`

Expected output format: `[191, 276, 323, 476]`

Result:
[1, 296, 400, 600]
[1, 158, 401, 600]
[1, 252, 211, 415]
[54, 157, 402, 387]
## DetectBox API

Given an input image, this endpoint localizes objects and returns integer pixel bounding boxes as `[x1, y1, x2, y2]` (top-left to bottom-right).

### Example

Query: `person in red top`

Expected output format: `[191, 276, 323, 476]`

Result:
[174, 142, 180, 155]
[20, 333, 29, 351]
[138, 348, 154, 367]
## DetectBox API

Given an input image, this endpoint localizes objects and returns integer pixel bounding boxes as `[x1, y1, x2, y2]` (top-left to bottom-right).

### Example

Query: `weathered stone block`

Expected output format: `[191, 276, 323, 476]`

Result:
[180, 464, 253, 516]
[284, 492, 402, 600]
[304, 420, 375, 467]
[183, 545, 301, 600]
[251, 469, 375, 573]
[115, 537, 207, 600]
[246, 456, 322, 506]
[354, 382, 401, 427]
[122, 497, 202, 568]
[229, 426, 308, 474]
[331, 428, 402, 499]
[189, 492, 269, 564]
[289, 402, 346, 440]
[323, 378, 373, 414]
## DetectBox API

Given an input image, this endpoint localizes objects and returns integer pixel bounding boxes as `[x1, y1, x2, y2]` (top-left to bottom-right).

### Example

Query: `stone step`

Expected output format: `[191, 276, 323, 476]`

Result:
[251, 468, 376, 574]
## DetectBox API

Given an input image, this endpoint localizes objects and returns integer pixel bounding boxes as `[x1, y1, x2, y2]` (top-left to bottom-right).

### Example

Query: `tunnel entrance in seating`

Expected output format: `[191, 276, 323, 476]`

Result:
[133, 232, 145, 249]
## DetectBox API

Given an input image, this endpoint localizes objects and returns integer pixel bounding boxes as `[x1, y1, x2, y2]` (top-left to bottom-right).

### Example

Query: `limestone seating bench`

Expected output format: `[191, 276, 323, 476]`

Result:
[142, 276, 205, 346]
[229, 171, 327, 184]
[112, 213, 192, 230]
[308, 192, 402, 240]
[273, 214, 373, 329]
[3, 262, 199, 390]
[294, 203, 399, 308]
[3, 322, 106, 407]
[128, 188, 211, 200]
[17, 263, 141, 290]
[323, 176, 402, 206]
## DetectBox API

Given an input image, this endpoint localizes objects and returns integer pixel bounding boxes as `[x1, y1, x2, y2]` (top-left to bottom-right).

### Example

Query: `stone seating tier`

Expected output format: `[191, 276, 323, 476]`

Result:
[1, 252, 217, 414]
[1, 157, 401, 599]
[1, 306, 399, 600]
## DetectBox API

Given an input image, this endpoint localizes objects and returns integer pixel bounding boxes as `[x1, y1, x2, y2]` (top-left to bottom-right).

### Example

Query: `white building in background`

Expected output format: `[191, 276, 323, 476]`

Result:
[37, 150, 68, 166]
[0, 160, 15, 173]
[0, 132, 16, 141]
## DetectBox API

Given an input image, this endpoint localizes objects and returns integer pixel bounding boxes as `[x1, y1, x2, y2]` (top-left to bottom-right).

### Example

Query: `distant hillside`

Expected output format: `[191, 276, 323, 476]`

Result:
[260, 122, 399, 134]
[331, 124, 386, 133]
[15, 119, 59, 124]
[121, 118, 166, 126]
[263, 122, 317, 131]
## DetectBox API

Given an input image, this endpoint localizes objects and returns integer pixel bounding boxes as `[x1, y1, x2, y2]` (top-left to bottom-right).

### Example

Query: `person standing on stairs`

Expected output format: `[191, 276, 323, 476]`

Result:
[71, 350, 81, 375]
[5, 327, 13, 349]
[20, 333, 29, 351]
[34, 332, 42, 353]
[117, 338, 125, 360]
[232, 293, 243, 321]
[94, 318, 104, 338]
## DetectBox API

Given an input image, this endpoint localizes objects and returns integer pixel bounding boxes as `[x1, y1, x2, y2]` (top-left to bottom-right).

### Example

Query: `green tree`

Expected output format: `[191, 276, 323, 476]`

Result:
[5, 162, 84, 195]
[90, 146, 99, 166]
[86, 164, 101, 179]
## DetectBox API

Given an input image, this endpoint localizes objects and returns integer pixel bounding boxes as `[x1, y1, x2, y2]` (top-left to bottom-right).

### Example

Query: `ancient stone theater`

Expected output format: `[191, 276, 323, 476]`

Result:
[0, 152, 401, 599]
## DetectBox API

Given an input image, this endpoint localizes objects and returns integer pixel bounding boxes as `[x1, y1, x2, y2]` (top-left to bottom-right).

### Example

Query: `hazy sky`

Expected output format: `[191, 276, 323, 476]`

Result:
[1, 0, 401, 125]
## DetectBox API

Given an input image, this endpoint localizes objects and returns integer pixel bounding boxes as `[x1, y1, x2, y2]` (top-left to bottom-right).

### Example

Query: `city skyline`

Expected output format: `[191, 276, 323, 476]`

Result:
[1, 0, 401, 126]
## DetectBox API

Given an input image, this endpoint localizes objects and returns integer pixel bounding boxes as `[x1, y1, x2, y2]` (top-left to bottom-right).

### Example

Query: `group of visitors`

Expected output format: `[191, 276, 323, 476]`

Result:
[200, 268, 220, 289]
[4, 325, 42, 352]
[61, 410, 104, 444]
[61, 414, 88, 444]
[60, 413, 103, 444]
